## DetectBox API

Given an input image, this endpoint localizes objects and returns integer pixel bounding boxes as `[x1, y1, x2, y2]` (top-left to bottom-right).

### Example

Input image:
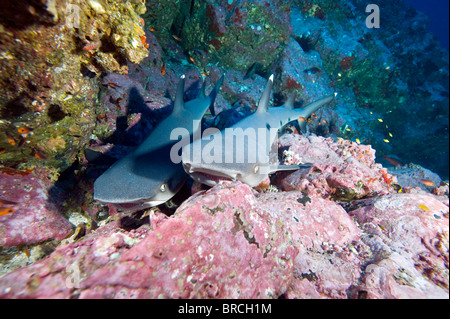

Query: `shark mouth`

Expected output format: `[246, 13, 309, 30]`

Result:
[188, 170, 235, 185]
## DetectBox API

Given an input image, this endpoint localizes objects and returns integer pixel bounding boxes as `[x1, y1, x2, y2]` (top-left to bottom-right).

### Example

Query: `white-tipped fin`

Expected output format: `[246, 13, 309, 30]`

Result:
[257, 74, 274, 113]
[173, 75, 186, 113]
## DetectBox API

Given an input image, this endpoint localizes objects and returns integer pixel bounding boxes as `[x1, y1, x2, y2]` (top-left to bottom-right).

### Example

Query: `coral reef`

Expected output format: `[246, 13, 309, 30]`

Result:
[0, 0, 448, 299]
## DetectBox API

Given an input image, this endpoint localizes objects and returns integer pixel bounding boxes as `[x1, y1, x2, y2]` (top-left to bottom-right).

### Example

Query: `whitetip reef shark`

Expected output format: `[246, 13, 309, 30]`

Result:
[93, 74, 224, 211]
[182, 74, 335, 187]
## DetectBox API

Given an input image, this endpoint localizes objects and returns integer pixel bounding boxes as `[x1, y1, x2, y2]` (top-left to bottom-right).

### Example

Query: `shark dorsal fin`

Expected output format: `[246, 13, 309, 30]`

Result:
[173, 74, 186, 113]
[198, 79, 206, 99]
[209, 74, 225, 101]
[285, 93, 296, 110]
[257, 74, 274, 114]
[207, 74, 225, 117]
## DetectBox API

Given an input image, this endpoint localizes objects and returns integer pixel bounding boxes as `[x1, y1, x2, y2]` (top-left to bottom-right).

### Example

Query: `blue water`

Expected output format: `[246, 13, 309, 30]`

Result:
[403, 0, 449, 50]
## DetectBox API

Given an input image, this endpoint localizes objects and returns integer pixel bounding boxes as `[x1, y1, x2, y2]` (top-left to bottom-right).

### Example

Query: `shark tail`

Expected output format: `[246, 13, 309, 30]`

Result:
[296, 94, 335, 130]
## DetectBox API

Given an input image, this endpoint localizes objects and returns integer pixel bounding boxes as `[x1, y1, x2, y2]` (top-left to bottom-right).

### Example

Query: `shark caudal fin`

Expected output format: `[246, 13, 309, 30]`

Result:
[296, 94, 335, 132]
[207, 74, 225, 117]
[256, 74, 274, 114]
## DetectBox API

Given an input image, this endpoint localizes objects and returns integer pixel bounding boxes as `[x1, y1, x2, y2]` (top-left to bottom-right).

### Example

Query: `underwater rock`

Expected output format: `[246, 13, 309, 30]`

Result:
[0, 173, 448, 298]
[277, 39, 334, 101]
[348, 193, 449, 298]
[0, 0, 148, 175]
[158, 0, 292, 72]
[0, 168, 73, 248]
[0, 182, 297, 298]
[276, 134, 395, 201]
[389, 165, 443, 193]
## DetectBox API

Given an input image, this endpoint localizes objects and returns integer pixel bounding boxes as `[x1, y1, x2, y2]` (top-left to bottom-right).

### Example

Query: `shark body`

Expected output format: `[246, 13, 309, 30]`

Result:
[93, 75, 224, 211]
[182, 75, 335, 187]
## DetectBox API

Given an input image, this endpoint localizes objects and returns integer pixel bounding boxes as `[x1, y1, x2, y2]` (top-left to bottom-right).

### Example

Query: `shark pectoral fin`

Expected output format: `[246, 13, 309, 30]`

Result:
[256, 74, 274, 114]
[173, 74, 186, 113]
[208, 74, 225, 117]
[269, 163, 313, 174]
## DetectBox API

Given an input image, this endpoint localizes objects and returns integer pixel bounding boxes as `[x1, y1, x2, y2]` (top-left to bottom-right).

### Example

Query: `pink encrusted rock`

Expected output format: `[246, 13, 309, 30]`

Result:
[0, 181, 364, 299]
[1, 179, 447, 299]
[348, 193, 449, 299]
[276, 134, 395, 200]
[0, 182, 297, 298]
[79, 182, 298, 298]
[257, 191, 364, 299]
[0, 169, 73, 248]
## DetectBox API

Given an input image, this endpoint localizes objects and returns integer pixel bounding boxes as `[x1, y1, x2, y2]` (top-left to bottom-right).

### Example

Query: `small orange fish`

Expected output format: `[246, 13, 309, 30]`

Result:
[7, 136, 16, 146]
[161, 62, 166, 75]
[420, 179, 435, 187]
[149, 27, 156, 32]
[189, 56, 195, 63]
[298, 116, 306, 122]
[0, 207, 15, 216]
[140, 35, 147, 45]
[107, 82, 120, 88]
[383, 155, 402, 167]
[17, 126, 32, 135]
[82, 42, 101, 51]
[33, 148, 47, 160]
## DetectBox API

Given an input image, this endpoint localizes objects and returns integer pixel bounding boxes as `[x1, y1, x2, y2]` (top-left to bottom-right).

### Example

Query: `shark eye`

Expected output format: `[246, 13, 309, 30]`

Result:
[254, 165, 259, 174]
[160, 183, 167, 192]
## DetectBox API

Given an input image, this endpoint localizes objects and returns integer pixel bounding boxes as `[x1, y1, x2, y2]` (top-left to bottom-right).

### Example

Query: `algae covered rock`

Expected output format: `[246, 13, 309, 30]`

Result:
[0, 0, 148, 175]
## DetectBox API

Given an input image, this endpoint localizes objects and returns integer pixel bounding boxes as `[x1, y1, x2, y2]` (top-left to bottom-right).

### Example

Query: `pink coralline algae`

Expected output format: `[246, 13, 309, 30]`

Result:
[348, 194, 449, 298]
[0, 169, 73, 248]
[276, 134, 395, 201]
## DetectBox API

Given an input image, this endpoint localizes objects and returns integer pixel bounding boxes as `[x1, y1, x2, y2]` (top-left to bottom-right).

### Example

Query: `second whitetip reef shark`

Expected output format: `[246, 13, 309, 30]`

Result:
[182, 74, 335, 187]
